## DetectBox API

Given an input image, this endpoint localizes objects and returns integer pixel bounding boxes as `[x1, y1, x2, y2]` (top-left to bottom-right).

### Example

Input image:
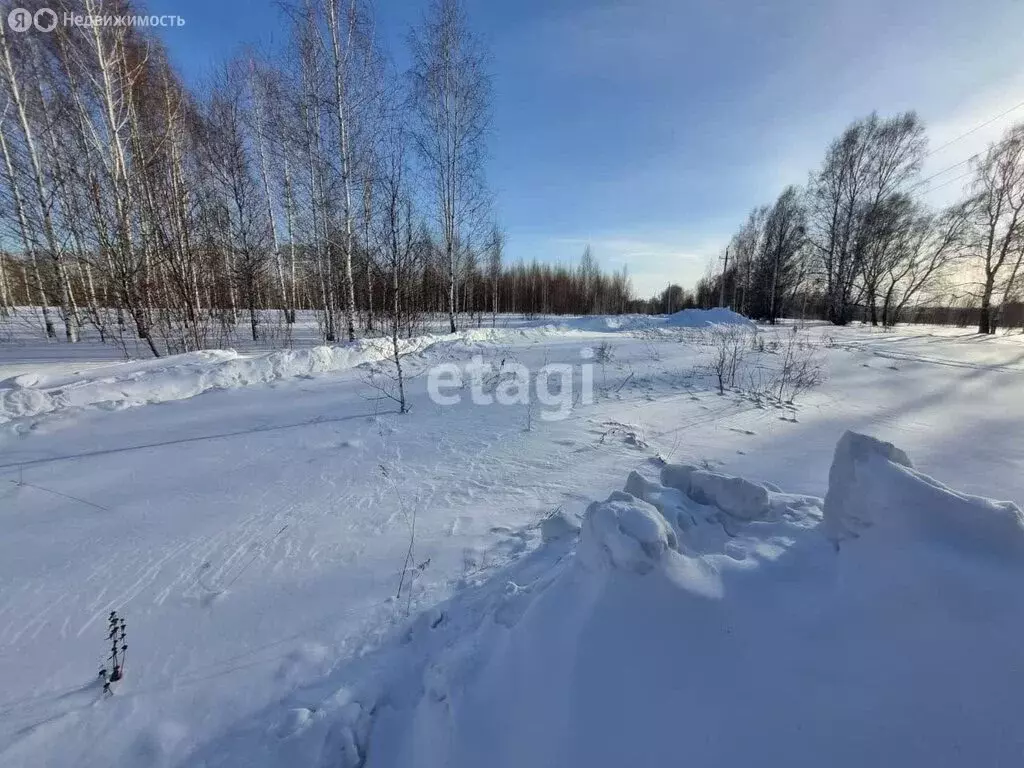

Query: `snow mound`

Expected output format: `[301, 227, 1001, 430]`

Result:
[578, 491, 679, 573]
[0, 334, 450, 425]
[824, 430, 1024, 559]
[664, 307, 755, 328]
[534, 310, 755, 334]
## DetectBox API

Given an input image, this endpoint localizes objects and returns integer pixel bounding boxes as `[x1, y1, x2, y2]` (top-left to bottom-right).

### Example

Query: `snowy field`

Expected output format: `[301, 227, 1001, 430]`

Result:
[2, 313, 1023, 767]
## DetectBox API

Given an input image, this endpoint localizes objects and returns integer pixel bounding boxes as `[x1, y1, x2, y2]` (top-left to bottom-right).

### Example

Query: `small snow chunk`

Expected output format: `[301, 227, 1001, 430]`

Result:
[579, 493, 679, 574]
[624, 471, 696, 531]
[663, 464, 771, 521]
[691, 470, 771, 520]
[660, 463, 699, 496]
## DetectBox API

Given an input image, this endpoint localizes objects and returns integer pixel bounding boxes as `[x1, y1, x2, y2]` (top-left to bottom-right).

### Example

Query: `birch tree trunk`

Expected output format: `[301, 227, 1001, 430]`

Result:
[326, 0, 359, 342]
[0, 23, 77, 341]
[250, 59, 289, 324]
[0, 102, 55, 337]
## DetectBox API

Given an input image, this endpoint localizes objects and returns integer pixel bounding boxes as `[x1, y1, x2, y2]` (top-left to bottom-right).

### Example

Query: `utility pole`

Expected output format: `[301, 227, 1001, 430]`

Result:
[718, 246, 729, 308]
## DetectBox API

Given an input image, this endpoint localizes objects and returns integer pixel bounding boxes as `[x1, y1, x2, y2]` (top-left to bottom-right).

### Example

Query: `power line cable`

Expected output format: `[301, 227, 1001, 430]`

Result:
[924, 98, 1024, 159]
[912, 153, 979, 190]
[902, 97, 1024, 200]
[921, 168, 975, 195]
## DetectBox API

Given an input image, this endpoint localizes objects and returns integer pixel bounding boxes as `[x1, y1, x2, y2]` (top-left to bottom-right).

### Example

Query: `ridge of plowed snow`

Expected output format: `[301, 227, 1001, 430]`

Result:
[0, 330, 512, 425]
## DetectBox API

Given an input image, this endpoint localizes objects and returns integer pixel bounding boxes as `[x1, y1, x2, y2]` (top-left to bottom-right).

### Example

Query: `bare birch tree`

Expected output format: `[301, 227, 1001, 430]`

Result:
[487, 225, 503, 327]
[807, 112, 925, 325]
[409, 0, 490, 333]
[964, 123, 1024, 334]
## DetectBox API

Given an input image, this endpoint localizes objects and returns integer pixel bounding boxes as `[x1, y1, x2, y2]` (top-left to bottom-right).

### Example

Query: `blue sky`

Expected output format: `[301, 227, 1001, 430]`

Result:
[151, 0, 1024, 298]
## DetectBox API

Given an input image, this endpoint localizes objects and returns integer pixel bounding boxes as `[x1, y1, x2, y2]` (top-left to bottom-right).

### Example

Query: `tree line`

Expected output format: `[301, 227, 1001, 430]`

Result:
[695, 112, 1024, 333]
[6, 1, 1020, 352]
[0, 0, 639, 355]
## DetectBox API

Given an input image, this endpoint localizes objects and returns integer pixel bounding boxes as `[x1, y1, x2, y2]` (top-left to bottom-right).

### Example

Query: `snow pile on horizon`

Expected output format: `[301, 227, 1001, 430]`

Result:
[664, 306, 755, 328]
[308, 431, 1024, 768]
[0, 334, 456, 425]
[542, 308, 755, 334]
[545, 314, 663, 333]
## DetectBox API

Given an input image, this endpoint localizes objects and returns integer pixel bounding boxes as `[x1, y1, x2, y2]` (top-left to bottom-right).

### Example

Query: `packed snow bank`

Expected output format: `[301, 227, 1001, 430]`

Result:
[318, 432, 1024, 768]
[824, 430, 1024, 559]
[664, 307, 755, 328]
[0, 334, 450, 425]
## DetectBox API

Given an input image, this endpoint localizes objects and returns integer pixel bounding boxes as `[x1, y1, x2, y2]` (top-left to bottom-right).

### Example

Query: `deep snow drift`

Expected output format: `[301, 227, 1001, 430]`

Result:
[337, 431, 1024, 768]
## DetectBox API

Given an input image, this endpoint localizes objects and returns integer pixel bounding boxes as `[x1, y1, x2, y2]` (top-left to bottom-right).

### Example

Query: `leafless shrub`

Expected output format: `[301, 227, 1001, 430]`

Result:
[701, 326, 826, 404]
[742, 365, 775, 404]
[774, 332, 827, 403]
[594, 340, 614, 363]
[705, 326, 752, 395]
[593, 341, 615, 397]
